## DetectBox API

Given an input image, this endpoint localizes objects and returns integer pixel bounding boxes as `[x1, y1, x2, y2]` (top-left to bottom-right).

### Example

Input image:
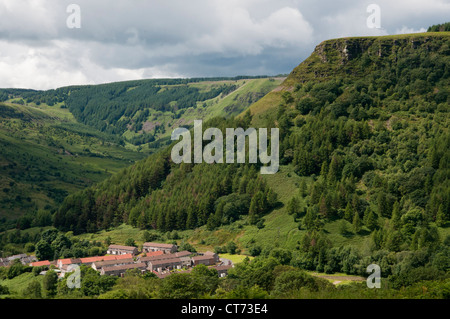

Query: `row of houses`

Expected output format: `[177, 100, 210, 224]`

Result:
[99, 251, 232, 278]
[0, 254, 37, 267]
[30, 253, 136, 276]
[29, 242, 177, 270]
[26, 242, 231, 279]
[106, 242, 178, 256]
[153, 265, 233, 279]
[97, 250, 225, 277]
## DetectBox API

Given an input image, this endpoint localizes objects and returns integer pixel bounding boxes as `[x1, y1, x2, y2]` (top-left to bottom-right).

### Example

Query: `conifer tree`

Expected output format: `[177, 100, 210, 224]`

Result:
[344, 202, 353, 222]
[436, 204, 446, 227]
[364, 207, 378, 231]
[391, 201, 401, 229]
[352, 210, 361, 233]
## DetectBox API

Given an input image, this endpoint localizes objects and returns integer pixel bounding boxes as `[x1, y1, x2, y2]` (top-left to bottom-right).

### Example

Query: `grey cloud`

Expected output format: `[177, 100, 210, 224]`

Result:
[0, 0, 448, 89]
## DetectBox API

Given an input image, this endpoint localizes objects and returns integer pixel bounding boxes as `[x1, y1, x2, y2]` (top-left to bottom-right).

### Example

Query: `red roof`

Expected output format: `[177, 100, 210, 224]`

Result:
[116, 253, 134, 260]
[57, 258, 74, 265]
[80, 253, 134, 264]
[31, 260, 51, 267]
[144, 251, 164, 257]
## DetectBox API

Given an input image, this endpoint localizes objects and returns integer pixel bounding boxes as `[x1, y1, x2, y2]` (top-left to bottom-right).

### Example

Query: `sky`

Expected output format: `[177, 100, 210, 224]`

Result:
[0, 0, 449, 90]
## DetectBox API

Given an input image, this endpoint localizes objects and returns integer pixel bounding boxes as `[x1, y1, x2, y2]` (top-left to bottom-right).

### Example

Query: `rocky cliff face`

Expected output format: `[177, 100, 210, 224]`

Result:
[314, 35, 439, 65]
[283, 32, 449, 88]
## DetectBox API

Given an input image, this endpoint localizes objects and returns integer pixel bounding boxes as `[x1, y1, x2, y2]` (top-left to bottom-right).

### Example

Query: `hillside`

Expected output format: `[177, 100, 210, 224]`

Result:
[1, 32, 449, 299]
[0, 77, 281, 227]
[239, 32, 449, 253]
[0, 101, 146, 228]
[53, 32, 449, 290]
[1, 77, 283, 153]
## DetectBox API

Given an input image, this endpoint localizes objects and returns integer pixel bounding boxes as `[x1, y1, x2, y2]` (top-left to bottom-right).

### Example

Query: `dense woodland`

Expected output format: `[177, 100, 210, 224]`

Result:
[53, 115, 278, 234]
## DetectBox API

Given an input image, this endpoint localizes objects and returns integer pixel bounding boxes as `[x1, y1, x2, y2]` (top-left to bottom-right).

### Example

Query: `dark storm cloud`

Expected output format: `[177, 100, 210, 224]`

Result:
[0, 0, 448, 89]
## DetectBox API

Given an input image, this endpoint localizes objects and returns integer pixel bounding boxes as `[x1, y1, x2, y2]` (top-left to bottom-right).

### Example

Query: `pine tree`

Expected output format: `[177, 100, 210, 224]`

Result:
[391, 201, 401, 229]
[303, 208, 316, 231]
[436, 204, 446, 227]
[287, 197, 300, 215]
[364, 207, 378, 231]
[265, 188, 278, 208]
[352, 210, 361, 233]
[377, 192, 389, 217]
[248, 199, 258, 225]
[344, 202, 353, 222]
[320, 161, 328, 177]
[299, 180, 307, 198]
[186, 209, 196, 229]
[318, 195, 330, 218]
[339, 219, 349, 235]
[429, 145, 440, 169]
[206, 214, 217, 231]
[327, 155, 340, 183]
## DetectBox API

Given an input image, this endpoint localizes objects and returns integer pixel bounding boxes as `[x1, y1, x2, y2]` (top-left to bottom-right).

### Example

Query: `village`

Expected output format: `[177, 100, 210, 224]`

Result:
[0, 242, 233, 280]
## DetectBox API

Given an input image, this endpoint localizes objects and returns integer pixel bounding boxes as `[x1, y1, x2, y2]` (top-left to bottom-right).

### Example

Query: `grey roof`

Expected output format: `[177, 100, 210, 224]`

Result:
[102, 262, 146, 273]
[140, 253, 174, 263]
[192, 255, 215, 261]
[203, 251, 217, 256]
[108, 245, 138, 251]
[143, 242, 176, 249]
[175, 251, 192, 257]
[94, 258, 135, 268]
[149, 258, 182, 267]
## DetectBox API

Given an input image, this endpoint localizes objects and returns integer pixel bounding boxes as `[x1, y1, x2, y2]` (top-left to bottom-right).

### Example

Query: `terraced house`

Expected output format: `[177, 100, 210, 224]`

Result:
[100, 262, 147, 277]
[142, 242, 178, 254]
[106, 244, 139, 256]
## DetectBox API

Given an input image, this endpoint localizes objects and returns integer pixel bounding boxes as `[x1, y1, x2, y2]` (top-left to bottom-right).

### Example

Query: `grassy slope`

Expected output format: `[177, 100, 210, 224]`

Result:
[7, 32, 449, 259]
[0, 101, 145, 220]
[0, 272, 44, 297]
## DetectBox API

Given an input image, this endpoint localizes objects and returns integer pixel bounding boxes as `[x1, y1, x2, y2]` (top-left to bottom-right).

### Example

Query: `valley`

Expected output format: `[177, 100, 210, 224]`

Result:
[0, 30, 449, 300]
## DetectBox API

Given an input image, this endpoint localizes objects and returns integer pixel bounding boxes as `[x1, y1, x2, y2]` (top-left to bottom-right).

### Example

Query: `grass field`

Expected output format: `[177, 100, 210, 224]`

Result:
[219, 253, 253, 264]
[306, 271, 366, 286]
[0, 272, 44, 297]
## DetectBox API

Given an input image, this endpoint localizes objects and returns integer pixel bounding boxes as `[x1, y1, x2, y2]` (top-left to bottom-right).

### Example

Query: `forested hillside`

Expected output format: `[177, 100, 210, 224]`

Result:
[247, 32, 450, 283]
[0, 77, 281, 226]
[1, 76, 282, 152]
[53, 115, 278, 234]
[53, 32, 449, 292]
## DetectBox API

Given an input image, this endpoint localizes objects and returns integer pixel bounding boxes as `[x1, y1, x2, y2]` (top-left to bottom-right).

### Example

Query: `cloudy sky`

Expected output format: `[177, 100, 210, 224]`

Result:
[0, 0, 449, 90]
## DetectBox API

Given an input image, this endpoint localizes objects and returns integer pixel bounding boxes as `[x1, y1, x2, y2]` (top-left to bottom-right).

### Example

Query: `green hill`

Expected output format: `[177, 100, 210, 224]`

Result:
[0, 77, 281, 227]
[1, 77, 282, 153]
[52, 32, 449, 292]
[1, 31, 449, 299]
[0, 101, 145, 227]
